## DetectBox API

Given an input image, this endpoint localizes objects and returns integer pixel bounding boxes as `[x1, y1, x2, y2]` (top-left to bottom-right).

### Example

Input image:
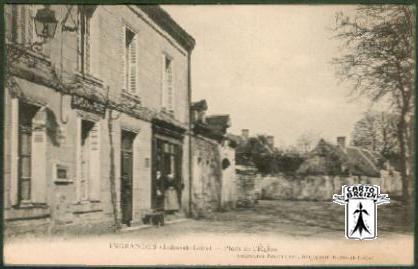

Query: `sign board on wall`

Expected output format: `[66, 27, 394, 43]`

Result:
[71, 95, 106, 117]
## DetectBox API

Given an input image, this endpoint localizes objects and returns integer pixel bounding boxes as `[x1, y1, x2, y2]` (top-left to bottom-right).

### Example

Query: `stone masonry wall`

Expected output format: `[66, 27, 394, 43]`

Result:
[191, 136, 222, 218]
[259, 172, 403, 201]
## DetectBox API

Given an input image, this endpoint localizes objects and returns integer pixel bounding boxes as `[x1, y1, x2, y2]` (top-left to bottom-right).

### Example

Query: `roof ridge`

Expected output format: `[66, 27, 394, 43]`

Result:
[355, 147, 379, 173]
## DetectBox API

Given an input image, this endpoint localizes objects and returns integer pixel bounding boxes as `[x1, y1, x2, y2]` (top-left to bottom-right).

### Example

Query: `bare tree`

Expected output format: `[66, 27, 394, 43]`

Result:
[332, 5, 415, 204]
[296, 130, 321, 154]
[351, 111, 398, 158]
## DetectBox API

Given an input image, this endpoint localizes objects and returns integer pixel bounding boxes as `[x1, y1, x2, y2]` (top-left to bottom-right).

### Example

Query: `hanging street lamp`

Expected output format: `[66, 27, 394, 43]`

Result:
[34, 5, 58, 40]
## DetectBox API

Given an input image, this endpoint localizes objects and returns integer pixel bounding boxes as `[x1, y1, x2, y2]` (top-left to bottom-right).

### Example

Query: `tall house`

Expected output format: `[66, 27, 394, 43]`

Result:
[4, 5, 195, 234]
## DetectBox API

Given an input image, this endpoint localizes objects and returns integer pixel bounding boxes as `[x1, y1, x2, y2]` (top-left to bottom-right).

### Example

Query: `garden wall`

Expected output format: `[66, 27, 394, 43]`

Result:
[259, 171, 402, 201]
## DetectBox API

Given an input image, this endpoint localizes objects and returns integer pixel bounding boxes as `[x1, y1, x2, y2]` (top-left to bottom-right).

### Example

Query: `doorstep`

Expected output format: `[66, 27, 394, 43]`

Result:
[119, 218, 189, 232]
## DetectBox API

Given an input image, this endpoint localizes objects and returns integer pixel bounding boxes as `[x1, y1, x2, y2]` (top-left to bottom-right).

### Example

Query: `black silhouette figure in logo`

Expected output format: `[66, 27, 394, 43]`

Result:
[351, 202, 371, 236]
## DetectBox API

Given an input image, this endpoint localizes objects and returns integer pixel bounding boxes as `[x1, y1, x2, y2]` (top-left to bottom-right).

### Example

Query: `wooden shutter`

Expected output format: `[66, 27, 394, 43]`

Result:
[176, 145, 183, 207]
[88, 124, 101, 201]
[121, 25, 127, 90]
[161, 55, 167, 108]
[84, 14, 91, 74]
[128, 35, 137, 93]
[31, 108, 47, 204]
[26, 6, 33, 44]
[167, 59, 174, 111]
[5, 6, 13, 42]
[10, 99, 19, 206]
[15, 6, 24, 44]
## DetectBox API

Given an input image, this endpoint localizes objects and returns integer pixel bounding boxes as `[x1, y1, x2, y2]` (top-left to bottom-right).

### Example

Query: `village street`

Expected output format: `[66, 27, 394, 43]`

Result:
[107, 199, 412, 239]
[5, 200, 414, 266]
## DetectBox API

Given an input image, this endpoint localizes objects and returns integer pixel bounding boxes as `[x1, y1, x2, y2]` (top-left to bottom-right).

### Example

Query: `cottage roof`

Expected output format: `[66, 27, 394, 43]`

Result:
[297, 139, 381, 177]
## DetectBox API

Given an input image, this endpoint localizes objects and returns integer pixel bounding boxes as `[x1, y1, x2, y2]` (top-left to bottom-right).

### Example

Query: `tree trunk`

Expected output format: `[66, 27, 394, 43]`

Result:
[107, 110, 120, 231]
[397, 112, 410, 205]
[406, 114, 414, 198]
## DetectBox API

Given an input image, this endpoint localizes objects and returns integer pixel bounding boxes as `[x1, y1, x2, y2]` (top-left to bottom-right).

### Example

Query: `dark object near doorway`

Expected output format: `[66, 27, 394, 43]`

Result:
[143, 212, 165, 227]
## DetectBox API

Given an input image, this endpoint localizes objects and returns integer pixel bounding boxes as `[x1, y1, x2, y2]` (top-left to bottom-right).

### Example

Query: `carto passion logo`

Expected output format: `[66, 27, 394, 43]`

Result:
[333, 184, 390, 240]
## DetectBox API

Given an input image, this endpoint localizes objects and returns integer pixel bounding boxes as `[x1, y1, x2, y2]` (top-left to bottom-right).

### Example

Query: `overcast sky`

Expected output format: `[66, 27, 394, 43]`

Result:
[163, 5, 380, 148]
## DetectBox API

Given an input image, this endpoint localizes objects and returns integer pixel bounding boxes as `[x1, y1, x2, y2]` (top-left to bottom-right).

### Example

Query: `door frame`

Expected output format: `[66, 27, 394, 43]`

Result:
[120, 130, 136, 226]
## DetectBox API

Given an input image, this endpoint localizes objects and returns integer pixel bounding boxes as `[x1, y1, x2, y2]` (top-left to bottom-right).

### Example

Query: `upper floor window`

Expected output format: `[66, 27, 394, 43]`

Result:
[162, 54, 174, 112]
[78, 6, 93, 75]
[5, 5, 43, 46]
[124, 27, 137, 94]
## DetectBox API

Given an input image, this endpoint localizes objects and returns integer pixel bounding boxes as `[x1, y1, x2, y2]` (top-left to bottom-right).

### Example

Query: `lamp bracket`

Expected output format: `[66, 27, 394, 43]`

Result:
[61, 6, 78, 33]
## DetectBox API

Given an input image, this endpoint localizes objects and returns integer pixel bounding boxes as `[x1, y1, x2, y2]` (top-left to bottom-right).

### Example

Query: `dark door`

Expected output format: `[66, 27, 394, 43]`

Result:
[151, 138, 182, 211]
[121, 131, 135, 226]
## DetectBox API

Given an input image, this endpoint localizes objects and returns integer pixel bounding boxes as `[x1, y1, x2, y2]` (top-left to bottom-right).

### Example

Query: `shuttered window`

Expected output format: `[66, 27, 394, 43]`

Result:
[124, 28, 137, 94]
[18, 103, 39, 203]
[5, 5, 43, 45]
[162, 55, 174, 112]
[78, 119, 101, 201]
[5, 5, 16, 42]
[78, 7, 92, 75]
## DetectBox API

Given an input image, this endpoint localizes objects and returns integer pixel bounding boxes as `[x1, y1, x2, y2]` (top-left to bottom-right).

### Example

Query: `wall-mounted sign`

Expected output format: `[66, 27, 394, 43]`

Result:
[53, 163, 72, 184]
[71, 95, 106, 117]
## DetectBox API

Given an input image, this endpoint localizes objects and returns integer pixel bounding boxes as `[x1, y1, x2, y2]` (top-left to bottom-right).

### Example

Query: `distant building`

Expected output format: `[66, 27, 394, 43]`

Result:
[297, 137, 383, 178]
[232, 129, 276, 166]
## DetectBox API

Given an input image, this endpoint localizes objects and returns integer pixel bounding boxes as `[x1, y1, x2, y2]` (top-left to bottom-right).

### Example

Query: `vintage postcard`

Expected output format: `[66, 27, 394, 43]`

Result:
[2, 3, 415, 266]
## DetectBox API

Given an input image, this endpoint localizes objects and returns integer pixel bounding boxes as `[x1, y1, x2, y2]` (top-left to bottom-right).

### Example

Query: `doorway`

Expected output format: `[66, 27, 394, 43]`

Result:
[152, 138, 182, 212]
[120, 130, 136, 226]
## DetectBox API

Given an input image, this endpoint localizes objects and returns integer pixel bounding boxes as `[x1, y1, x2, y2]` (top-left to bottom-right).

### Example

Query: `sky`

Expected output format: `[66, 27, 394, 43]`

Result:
[163, 5, 380, 148]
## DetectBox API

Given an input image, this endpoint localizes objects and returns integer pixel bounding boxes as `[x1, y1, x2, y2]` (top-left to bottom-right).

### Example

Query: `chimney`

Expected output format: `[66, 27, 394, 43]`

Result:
[266, 135, 274, 148]
[337, 136, 346, 148]
[242, 129, 249, 140]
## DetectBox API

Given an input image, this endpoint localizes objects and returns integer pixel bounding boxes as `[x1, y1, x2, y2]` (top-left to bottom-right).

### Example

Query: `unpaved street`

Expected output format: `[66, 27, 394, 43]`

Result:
[5, 200, 413, 266]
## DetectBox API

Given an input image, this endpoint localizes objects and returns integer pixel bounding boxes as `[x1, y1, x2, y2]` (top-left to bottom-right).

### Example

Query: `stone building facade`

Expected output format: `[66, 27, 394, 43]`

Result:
[4, 5, 195, 234]
[190, 100, 237, 217]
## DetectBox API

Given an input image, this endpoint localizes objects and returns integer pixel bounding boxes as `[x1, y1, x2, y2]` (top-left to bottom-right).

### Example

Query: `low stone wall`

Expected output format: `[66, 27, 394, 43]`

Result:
[235, 165, 262, 207]
[259, 172, 402, 201]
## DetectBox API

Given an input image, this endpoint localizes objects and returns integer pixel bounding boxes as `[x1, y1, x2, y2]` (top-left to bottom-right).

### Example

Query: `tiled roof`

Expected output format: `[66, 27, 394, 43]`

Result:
[297, 139, 381, 177]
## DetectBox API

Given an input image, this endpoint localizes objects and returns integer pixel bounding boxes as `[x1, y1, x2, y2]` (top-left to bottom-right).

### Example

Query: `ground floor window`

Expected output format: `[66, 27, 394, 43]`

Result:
[77, 118, 101, 201]
[152, 138, 182, 212]
[18, 102, 40, 203]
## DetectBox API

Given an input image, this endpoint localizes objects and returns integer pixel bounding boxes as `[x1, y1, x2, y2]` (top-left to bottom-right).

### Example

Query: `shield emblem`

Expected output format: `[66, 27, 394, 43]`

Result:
[346, 199, 376, 240]
[333, 184, 390, 240]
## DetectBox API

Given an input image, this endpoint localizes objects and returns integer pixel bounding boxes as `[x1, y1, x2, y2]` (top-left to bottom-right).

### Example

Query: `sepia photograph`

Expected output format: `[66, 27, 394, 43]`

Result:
[2, 3, 416, 266]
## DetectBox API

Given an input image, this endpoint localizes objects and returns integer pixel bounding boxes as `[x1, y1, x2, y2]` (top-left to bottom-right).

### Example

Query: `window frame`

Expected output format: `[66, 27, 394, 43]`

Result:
[76, 116, 101, 203]
[161, 53, 175, 113]
[16, 101, 42, 204]
[78, 6, 94, 76]
[123, 26, 138, 95]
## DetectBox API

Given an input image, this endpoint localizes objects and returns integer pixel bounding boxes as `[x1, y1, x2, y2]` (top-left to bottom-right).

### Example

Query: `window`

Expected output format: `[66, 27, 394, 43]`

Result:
[124, 27, 137, 94]
[77, 119, 100, 201]
[78, 7, 92, 75]
[5, 5, 17, 42]
[5, 5, 30, 44]
[18, 103, 40, 203]
[162, 55, 174, 112]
